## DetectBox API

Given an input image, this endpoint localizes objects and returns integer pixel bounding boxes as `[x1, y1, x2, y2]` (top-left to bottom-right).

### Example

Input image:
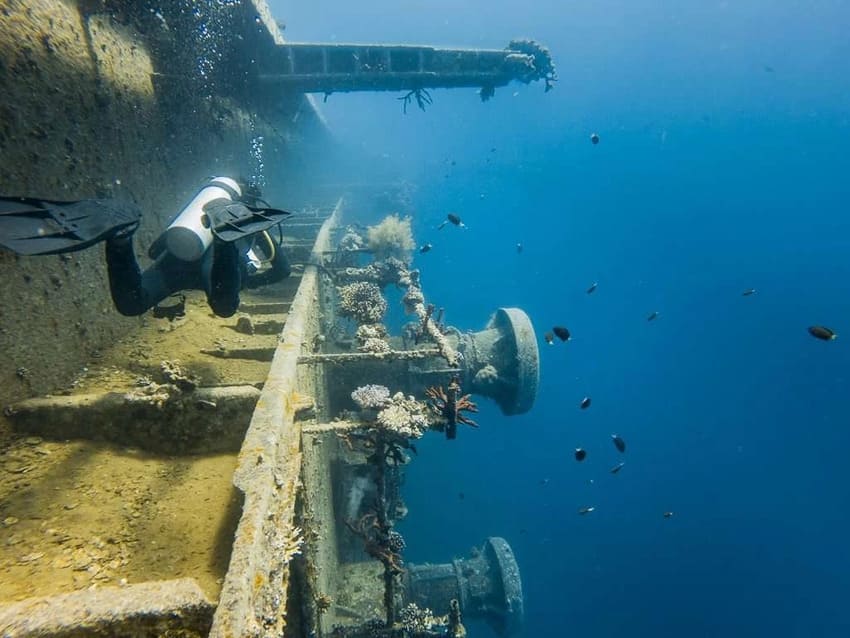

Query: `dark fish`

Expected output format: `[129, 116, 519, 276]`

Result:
[516, 242, 523, 253]
[574, 448, 587, 462]
[763, 65, 775, 73]
[438, 213, 465, 230]
[580, 396, 591, 410]
[419, 243, 432, 254]
[612, 434, 626, 453]
[742, 288, 756, 296]
[458, 492, 465, 500]
[610, 461, 625, 474]
[663, 511, 674, 518]
[586, 282, 598, 294]
[647, 311, 659, 321]
[553, 326, 571, 342]
[539, 478, 550, 486]
[578, 506, 595, 515]
[490, 147, 497, 153]
[590, 133, 600, 145]
[808, 325, 837, 341]
[544, 332, 554, 345]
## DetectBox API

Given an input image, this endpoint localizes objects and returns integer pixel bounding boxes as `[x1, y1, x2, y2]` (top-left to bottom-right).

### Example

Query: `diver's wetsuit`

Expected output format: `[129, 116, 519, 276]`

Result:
[105, 233, 290, 318]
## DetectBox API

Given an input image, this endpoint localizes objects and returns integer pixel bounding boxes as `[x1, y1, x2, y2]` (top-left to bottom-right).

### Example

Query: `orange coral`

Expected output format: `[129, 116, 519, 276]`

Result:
[425, 376, 478, 439]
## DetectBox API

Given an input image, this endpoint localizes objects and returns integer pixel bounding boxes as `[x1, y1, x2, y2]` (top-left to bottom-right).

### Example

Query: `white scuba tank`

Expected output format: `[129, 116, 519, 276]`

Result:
[163, 177, 242, 261]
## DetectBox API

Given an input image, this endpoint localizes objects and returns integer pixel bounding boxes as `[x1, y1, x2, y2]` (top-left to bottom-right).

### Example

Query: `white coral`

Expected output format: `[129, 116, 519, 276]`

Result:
[337, 282, 387, 324]
[376, 392, 429, 439]
[351, 384, 391, 409]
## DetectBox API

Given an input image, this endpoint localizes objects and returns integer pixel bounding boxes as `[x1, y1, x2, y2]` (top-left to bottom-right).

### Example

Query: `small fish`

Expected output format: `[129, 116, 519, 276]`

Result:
[808, 325, 837, 341]
[437, 213, 465, 230]
[742, 288, 756, 296]
[578, 506, 595, 515]
[580, 396, 591, 410]
[544, 332, 554, 345]
[647, 311, 659, 321]
[574, 448, 587, 462]
[586, 282, 598, 294]
[458, 492, 465, 500]
[763, 65, 775, 73]
[553, 326, 571, 342]
[612, 434, 626, 453]
[610, 461, 625, 474]
[663, 511, 674, 518]
[590, 133, 600, 145]
[490, 147, 497, 153]
[419, 243, 432, 254]
[539, 478, 550, 486]
[516, 242, 523, 253]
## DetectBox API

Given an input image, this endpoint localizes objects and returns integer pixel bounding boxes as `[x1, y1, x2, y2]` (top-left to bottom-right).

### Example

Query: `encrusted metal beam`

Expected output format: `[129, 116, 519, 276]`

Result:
[258, 40, 556, 97]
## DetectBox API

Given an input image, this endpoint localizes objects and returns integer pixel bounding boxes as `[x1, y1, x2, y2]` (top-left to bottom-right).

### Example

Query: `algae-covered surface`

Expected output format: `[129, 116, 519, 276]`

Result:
[0, 437, 239, 602]
[0, 279, 299, 603]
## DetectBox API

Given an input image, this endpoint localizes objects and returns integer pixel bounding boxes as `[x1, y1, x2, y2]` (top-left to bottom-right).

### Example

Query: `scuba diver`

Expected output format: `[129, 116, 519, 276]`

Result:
[0, 177, 292, 318]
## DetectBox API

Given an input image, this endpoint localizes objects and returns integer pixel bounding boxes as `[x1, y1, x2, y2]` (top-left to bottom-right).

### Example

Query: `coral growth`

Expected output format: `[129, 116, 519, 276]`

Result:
[376, 392, 429, 439]
[366, 214, 415, 261]
[359, 337, 391, 354]
[346, 511, 405, 575]
[340, 257, 407, 288]
[159, 360, 197, 391]
[272, 525, 304, 567]
[351, 384, 391, 410]
[425, 377, 479, 439]
[356, 324, 391, 353]
[473, 364, 501, 388]
[338, 226, 365, 252]
[399, 603, 439, 633]
[337, 281, 387, 324]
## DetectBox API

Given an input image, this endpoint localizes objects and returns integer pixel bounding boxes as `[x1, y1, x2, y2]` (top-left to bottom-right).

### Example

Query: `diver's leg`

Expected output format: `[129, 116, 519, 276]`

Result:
[204, 239, 242, 317]
[105, 235, 174, 316]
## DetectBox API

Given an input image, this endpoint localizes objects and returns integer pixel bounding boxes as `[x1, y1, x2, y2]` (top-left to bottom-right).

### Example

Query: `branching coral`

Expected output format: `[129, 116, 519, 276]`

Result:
[337, 281, 387, 324]
[425, 377, 479, 439]
[346, 511, 405, 575]
[366, 214, 415, 261]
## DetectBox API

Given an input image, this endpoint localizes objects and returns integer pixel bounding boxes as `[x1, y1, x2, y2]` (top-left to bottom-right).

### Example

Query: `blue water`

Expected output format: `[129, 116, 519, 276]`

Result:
[274, 1, 850, 635]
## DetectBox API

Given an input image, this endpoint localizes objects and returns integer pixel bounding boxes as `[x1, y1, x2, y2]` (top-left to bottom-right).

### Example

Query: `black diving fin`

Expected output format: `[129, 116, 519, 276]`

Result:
[203, 199, 292, 243]
[0, 196, 141, 256]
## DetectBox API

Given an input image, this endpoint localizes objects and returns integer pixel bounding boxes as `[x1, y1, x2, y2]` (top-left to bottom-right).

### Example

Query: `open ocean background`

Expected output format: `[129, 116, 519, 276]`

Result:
[274, 1, 850, 635]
